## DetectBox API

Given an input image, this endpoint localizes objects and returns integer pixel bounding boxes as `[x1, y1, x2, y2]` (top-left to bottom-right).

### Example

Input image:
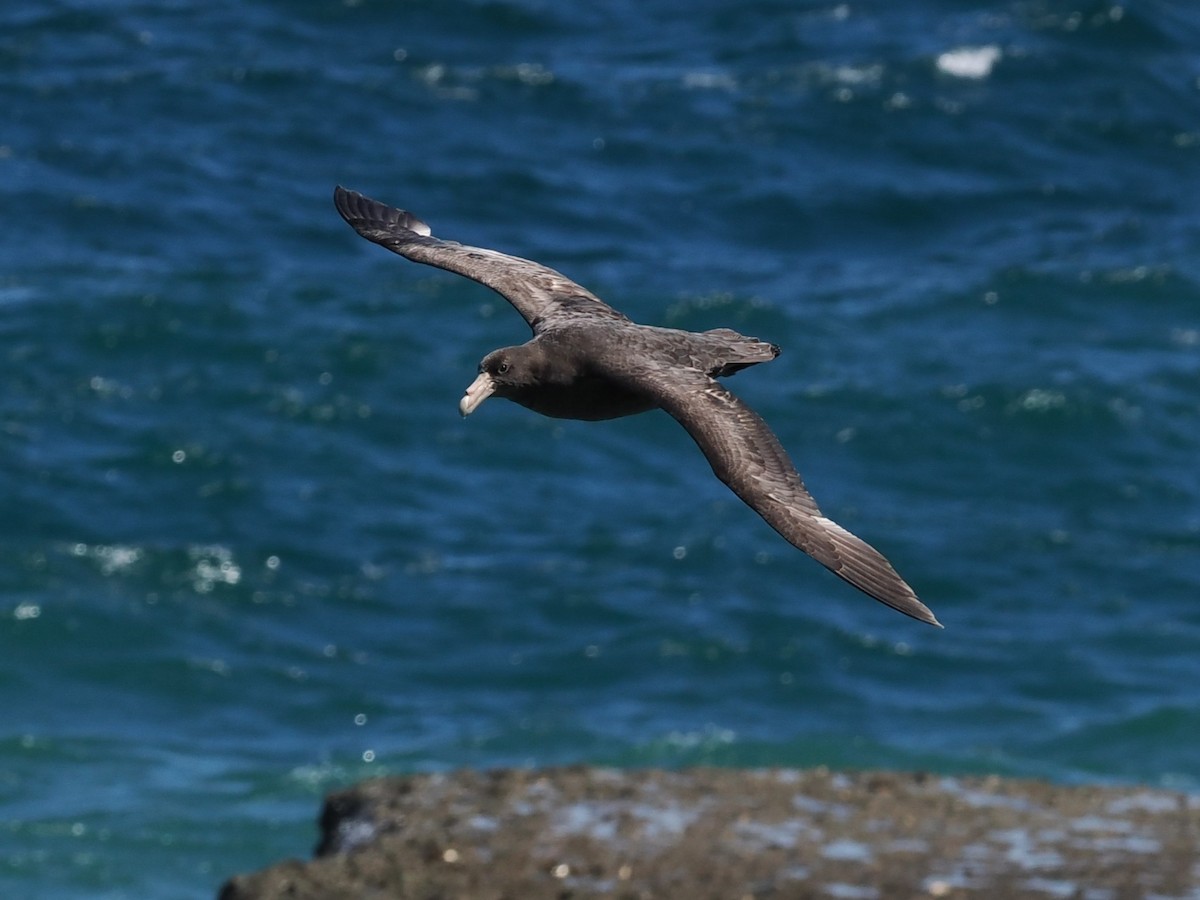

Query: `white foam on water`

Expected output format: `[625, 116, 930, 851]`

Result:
[937, 45, 1002, 79]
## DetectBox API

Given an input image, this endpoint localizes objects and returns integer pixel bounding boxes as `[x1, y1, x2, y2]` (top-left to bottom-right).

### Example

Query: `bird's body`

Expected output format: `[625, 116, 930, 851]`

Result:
[333, 186, 940, 628]
[476, 324, 779, 420]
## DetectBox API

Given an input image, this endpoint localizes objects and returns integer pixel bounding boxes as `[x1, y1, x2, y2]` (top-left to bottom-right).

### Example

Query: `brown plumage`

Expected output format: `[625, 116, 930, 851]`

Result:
[334, 186, 940, 627]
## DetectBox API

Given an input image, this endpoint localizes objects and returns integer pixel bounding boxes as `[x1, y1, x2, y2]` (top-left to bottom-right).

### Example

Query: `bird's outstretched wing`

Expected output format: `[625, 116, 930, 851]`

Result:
[333, 187, 628, 333]
[599, 357, 940, 626]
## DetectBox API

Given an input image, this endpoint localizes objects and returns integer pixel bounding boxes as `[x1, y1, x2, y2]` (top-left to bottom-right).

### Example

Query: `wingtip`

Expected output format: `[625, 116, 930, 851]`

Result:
[900, 596, 943, 629]
[333, 186, 433, 238]
[332, 185, 358, 223]
[888, 603, 942, 629]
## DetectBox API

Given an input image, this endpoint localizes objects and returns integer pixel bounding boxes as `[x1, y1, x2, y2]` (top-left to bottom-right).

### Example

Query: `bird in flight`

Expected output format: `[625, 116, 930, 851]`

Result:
[333, 186, 940, 627]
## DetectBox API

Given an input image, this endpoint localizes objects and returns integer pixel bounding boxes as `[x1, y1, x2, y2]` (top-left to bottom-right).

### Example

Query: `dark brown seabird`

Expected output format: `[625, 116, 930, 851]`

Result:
[333, 186, 941, 627]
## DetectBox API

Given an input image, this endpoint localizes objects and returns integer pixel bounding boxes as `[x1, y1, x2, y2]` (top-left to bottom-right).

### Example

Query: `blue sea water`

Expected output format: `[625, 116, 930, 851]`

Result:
[2, 0, 1199, 896]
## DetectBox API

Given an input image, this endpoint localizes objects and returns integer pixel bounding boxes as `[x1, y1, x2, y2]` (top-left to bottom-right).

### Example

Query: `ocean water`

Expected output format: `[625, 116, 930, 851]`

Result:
[3, 0, 1199, 896]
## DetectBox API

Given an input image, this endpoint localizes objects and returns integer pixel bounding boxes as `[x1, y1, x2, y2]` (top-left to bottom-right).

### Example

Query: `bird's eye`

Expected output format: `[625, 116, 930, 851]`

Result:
[497, 362, 510, 375]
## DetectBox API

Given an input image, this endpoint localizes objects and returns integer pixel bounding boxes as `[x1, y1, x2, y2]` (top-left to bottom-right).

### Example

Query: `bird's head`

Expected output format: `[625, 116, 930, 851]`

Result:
[459, 345, 542, 416]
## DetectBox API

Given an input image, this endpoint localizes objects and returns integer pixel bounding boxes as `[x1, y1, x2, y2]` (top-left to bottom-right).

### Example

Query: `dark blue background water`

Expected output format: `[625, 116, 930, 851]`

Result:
[3, 1, 1199, 896]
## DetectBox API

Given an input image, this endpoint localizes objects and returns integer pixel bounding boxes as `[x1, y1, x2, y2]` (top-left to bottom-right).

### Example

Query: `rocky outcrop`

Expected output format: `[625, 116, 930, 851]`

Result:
[220, 766, 1198, 899]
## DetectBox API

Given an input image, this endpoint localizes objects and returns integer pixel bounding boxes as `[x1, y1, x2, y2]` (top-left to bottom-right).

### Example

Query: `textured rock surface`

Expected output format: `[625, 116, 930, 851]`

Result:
[220, 766, 1199, 899]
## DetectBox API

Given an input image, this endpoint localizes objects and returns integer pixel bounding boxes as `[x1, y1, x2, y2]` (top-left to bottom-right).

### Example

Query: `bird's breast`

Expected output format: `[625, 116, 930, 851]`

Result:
[510, 376, 656, 421]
